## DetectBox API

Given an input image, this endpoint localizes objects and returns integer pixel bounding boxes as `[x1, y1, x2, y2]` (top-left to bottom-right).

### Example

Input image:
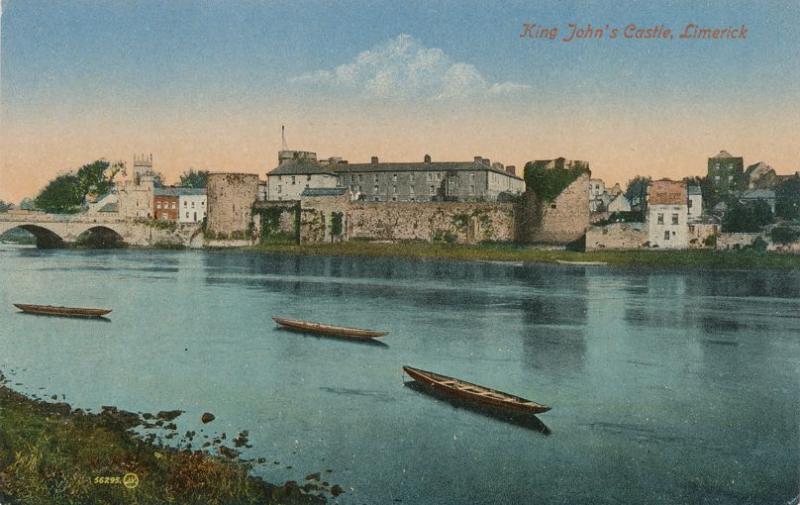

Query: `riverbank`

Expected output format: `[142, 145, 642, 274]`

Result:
[248, 241, 800, 269]
[0, 375, 327, 505]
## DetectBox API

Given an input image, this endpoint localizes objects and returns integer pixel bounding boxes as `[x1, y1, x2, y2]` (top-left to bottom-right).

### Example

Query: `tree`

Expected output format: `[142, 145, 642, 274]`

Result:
[722, 200, 774, 232]
[34, 174, 83, 213]
[179, 169, 209, 188]
[152, 172, 166, 188]
[776, 174, 800, 220]
[624, 176, 651, 208]
[19, 198, 36, 210]
[0, 200, 11, 212]
[33, 159, 122, 213]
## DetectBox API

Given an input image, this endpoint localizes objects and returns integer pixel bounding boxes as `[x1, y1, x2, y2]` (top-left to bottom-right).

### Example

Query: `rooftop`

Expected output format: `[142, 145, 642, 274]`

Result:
[154, 187, 207, 197]
[710, 150, 740, 159]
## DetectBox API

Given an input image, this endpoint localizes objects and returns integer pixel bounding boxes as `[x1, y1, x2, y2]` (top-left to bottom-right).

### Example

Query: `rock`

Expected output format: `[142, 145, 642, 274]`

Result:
[218, 446, 239, 459]
[331, 484, 344, 496]
[164, 423, 177, 430]
[233, 430, 249, 447]
[201, 412, 215, 424]
[305, 472, 320, 481]
[50, 394, 57, 400]
[257, 457, 266, 464]
[156, 410, 183, 421]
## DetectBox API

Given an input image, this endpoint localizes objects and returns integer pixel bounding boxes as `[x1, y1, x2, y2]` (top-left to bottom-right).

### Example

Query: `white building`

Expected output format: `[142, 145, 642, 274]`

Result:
[647, 179, 689, 249]
[178, 189, 207, 223]
[267, 151, 339, 201]
[687, 186, 702, 222]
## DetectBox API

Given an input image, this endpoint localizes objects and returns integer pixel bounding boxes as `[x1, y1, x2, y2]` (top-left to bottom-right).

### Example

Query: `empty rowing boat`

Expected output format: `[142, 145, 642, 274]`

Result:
[403, 366, 550, 414]
[272, 317, 387, 339]
[14, 304, 112, 318]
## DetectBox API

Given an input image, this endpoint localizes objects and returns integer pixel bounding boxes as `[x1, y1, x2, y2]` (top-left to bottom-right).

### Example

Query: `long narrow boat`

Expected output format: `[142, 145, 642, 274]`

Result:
[403, 366, 550, 414]
[272, 317, 387, 339]
[14, 303, 112, 318]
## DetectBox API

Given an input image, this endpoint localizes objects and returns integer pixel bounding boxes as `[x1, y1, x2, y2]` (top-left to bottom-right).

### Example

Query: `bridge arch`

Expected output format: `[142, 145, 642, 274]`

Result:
[75, 226, 126, 248]
[0, 224, 66, 248]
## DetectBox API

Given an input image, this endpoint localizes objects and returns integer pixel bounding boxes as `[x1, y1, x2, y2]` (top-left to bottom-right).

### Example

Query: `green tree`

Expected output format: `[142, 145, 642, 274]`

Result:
[523, 161, 590, 202]
[722, 200, 774, 232]
[624, 176, 651, 208]
[0, 200, 11, 212]
[34, 174, 82, 213]
[179, 169, 209, 188]
[19, 197, 36, 210]
[776, 174, 800, 220]
[75, 160, 122, 198]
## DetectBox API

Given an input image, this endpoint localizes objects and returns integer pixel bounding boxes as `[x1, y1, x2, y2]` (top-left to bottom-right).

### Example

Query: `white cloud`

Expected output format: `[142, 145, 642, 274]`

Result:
[289, 34, 530, 101]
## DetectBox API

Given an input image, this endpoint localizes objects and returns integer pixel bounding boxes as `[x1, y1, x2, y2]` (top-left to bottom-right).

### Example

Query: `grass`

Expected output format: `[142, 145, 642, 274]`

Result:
[248, 241, 800, 270]
[0, 381, 324, 505]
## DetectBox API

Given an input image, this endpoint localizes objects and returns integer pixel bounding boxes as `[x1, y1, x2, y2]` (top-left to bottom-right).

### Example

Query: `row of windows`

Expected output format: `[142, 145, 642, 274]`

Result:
[156, 200, 206, 209]
[656, 213, 681, 225]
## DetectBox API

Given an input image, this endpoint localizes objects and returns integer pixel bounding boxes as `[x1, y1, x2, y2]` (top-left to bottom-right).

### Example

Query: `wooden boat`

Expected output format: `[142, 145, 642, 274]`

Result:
[272, 317, 387, 339]
[403, 366, 550, 414]
[555, 260, 607, 266]
[14, 303, 112, 318]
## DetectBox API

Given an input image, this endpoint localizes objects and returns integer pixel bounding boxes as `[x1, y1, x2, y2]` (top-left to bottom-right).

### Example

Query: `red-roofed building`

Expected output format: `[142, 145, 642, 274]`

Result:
[647, 179, 688, 249]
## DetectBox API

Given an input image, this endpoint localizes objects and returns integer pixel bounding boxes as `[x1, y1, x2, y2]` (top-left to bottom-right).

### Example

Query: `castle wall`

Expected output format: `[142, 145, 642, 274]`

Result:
[206, 173, 260, 239]
[520, 174, 590, 244]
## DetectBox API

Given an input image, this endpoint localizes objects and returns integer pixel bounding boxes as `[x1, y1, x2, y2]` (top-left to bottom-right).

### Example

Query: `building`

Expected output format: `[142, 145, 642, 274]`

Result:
[206, 172, 260, 238]
[154, 189, 179, 221]
[118, 154, 157, 219]
[266, 151, 525, 203]
[738, 189, 776, 214]
[267, 151, 339, 201]
[744, 161, 778, 189]
[707, 150, 744, 196]
[647, 179, 688, 249]
[178, 189, 207, 224]
[607, 193, 631, 213]
[589, 178, 607, 212]
[687, 185, 702, 222]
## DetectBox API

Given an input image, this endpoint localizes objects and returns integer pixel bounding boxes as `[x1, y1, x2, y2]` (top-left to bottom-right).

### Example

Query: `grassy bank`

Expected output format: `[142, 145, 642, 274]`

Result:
[248, 241, 800, 270]
[0, 377, 326, 505]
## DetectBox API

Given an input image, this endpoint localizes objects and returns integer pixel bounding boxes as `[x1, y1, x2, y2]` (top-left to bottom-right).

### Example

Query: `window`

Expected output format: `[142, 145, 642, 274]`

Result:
[374, 174, 379, 183]
[672, 213, 679, 225]
[688, 200, 693, 208]
[186, 212, 189, 218]
[184, 201, 187, 207]
[430, 185, 435, 195]
[391, 197, 397, 201]
[277, 185, 282, 193]
[291, 176, 296, 184]
[191, 201, 195, 208]
[374, 184, 379, 193]
[393, 173, 397, 182]
[409, 173, 414, 182]
[657, 213, 664, 224]
[307, 175, 311, 181]
[664, 230, 670, 240]
[156, 202, 162, 209]
[358, 174, 362, 183]
[392, 185, 397, 193]
[172, 203, 176, 209]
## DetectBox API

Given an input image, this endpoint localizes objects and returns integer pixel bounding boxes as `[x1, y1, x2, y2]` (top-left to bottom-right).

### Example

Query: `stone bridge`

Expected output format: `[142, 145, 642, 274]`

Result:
[0, 212, 202, 248]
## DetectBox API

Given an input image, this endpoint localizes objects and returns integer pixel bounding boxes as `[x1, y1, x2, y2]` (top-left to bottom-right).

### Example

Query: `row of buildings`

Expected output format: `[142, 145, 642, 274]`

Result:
[87, 155, 208, 224]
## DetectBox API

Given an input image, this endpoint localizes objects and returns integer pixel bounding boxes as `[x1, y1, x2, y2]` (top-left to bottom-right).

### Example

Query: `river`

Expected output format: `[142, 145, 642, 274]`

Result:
[0, 244, 798, 504]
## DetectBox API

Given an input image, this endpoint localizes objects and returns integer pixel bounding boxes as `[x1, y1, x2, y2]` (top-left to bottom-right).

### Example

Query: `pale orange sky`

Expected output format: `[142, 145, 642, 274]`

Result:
[2, 100, 798, 203]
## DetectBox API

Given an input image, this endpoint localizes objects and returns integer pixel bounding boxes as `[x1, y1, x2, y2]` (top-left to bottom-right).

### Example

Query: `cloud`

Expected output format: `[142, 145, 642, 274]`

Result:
[289, 34, 530, 101]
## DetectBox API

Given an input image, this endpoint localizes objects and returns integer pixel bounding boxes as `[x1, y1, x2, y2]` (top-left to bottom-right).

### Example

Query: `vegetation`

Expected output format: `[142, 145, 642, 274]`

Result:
[524, 161, 590, 202]
[624, 176, 651, 207]
[179, 169, 210, 189]
[135, 218, 178, 232]
[0, 381, 324, 505]
[722, 200, 774, 232]
[249, 241, 800, 270]
[34, 160, 123, 214]
[252, 205, 299, 244]
[330, 212, 344, 237]
[770, 226, 800, 244]
[0, 200, 12, 212]
[776, 174, 800, 220]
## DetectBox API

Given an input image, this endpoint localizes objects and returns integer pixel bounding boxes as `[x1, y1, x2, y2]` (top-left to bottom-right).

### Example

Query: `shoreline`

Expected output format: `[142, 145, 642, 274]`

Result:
[0, 372, 330, 505]
[244, 241, 800, 270]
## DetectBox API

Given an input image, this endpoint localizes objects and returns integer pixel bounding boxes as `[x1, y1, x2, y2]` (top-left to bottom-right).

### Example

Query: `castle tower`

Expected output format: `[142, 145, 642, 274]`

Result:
[133, 153, 154, 185]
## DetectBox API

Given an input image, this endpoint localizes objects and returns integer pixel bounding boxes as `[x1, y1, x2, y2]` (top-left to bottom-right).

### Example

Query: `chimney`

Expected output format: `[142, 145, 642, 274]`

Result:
[482, 158, 490, 167]
[506, 165, 516, 176]
[371, 156, 379, 164]
[424, 154, 431, 163]
[474, 156, 482, 163]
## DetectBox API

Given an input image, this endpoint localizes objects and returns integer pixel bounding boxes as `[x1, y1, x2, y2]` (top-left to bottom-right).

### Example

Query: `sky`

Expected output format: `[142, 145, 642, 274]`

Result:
[1, 0, 798, 202]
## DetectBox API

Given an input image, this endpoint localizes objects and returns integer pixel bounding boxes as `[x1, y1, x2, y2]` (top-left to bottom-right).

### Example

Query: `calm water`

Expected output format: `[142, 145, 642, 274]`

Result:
[0, 244, 798, 505]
